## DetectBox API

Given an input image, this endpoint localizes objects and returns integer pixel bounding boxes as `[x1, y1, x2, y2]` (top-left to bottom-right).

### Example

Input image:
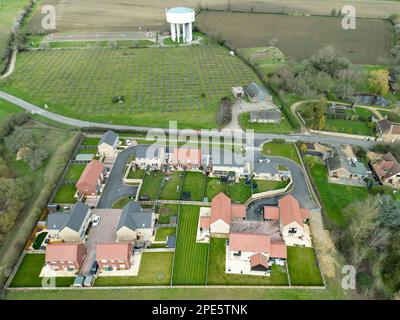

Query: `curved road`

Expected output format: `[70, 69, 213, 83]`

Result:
[0, 91, 377, 149]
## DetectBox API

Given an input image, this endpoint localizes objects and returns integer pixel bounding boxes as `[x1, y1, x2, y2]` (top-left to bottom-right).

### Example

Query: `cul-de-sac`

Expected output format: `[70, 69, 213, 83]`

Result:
[0, 0, 400, 301]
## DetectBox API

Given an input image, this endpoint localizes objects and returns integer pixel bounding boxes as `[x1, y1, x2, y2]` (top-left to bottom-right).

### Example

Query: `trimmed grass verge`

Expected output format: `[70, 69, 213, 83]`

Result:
[287, 247, 323, 286]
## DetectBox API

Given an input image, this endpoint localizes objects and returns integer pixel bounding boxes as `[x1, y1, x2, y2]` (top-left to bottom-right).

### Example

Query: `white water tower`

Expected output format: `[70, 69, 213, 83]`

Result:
[166, 7, 195, 43]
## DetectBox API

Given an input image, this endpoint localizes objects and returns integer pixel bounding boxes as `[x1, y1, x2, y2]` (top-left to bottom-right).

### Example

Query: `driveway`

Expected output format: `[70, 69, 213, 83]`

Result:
[96, 146, 138, 209]
[247, 152, 318, 221]
[79, 209, 122, 275]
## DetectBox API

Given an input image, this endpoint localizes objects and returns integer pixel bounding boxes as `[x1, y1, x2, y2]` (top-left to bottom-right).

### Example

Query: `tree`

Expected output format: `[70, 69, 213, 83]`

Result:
[353, 146, 367, 160]
[299, 143, 307, 154]
[216, 97, 232, 129]
[369, 69, 389, 95]
[378, 195, 400, 229]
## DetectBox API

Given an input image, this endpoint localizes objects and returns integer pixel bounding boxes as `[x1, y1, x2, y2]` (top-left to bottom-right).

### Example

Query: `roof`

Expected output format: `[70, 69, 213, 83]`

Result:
[278, 194, 309, 227]
[170, 147, 202, 165]
[377, 119, 392, 133]
[244, 82, 269, 100]
[371, 152, 400, 181]
[75, 153, 94, 161]
[167, 7, 194, 13]
[45, 243, 85, 262]
[98, 130, 119, 147]
[135, 144, 164, 160]
[62, 201, 90, 232]
[250, 253, 269, 269]
[231, 204, 246, 218]
[250, 109, 281, 122]
[76, 160, 104, 188]
[229, 232, 270, 253]
[253, 162, 279, 174]
[327, 147, 368, 176]
[96, 243, 131, 261]
[264, 206, 280, 220]
[47, 213, 69, 230]
[166, 235, 176, 248]
[207, 148, 248, 169]
[199, 216, 210, 228]
[270, 242, 287, 259]
[210, 193, 234, 224]
[117, 202, 153, 231]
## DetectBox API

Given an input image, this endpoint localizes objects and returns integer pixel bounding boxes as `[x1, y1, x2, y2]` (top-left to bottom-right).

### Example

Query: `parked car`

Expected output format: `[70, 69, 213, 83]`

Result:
[139, 195, 149, 201]
[258, 158, 270, 163]
[126, 139, 131, 146]
[89, 261, 99, 275]
[92, 215, 101, 226]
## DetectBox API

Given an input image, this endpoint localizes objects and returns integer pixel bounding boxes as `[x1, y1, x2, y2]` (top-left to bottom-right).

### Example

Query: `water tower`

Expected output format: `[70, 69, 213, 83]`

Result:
[166, 7, 195, 43]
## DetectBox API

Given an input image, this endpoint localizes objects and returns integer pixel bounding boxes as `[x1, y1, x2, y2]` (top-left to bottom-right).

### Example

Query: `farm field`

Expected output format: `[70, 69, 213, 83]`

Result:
[94, 252, 173, 286]
[0, 46, 259, 129]
[207, 238, 289, 285]
[172, 205, 208, 285]
[197, 11, 392, 64]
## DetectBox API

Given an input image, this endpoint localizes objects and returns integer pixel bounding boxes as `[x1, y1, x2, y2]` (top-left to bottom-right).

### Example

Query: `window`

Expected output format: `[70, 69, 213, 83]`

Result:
[233, 251, 241, 257]
[289, 227, 297, 234]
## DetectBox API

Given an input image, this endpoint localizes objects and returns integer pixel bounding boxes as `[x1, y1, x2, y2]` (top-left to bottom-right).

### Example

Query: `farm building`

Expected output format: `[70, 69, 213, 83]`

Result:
[249, 109, 281, 123]
[231, 86, 245, 98]
[76, 160, 105, 197]
[116, 202, 155, 244]
[244, 82, 271, 103]
[370, 152, 400, 188]
[97, 130, 119, 156]
[45, 243, 87, 272]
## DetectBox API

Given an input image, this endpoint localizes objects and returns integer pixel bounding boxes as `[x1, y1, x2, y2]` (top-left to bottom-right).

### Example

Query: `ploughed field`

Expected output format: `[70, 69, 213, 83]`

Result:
[0, 46, 258, 128]
[197, 11, 392, 64]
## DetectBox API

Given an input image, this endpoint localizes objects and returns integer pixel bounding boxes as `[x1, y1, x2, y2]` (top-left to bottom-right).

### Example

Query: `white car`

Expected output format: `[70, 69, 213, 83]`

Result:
[126, 139, 131, 146]
[258, 158, 270, 163]
[92, 215, 101, 226]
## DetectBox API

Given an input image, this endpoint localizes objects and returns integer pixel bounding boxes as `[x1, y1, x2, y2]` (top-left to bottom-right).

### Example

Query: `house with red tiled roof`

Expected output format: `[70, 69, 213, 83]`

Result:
[371, 152, 400, 188]
[169, 147, 202, 170]
[76, 160, 105, 196]
[225, 221, 287, 275]
[376, 119, 400, 142]
[263, 194, 311, 246]
[96, 243, 133, 272]
[45, 243, 87, 273]
[197, 193, 246, 241]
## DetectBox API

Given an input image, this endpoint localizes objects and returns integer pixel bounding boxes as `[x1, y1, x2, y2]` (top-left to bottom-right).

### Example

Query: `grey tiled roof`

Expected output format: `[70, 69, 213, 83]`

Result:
[117, 202, 153, 231]
[99, 130, 119, 147]
[47, 213, 70, 230]
[250, 109, 281, 122]
[244, 82, 269, 100]
[63, 202, 90, 232]
[135, 144, 162, 159]
[327, 148, 368, 176]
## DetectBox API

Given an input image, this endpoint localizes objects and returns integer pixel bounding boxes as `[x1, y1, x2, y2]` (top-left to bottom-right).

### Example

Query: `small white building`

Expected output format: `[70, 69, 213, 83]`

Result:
[231, 86, 244, 99]
[166, 7, 195, 43]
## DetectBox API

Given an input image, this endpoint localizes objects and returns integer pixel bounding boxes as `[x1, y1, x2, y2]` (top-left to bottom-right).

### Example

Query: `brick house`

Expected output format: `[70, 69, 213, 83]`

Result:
[45, 243, 87, 272]
[371, 152, 400, 188]
[96, 243, 133, 271]
[169, 147, 202, 170]
[76, 160, 105, 196]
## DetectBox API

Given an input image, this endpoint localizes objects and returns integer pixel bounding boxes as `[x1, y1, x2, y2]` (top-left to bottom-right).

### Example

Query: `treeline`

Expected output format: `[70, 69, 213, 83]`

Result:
[389, 14, 400, 89]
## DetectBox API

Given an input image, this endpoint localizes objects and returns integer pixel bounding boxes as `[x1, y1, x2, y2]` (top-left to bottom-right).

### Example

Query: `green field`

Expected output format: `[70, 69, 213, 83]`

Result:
[325, 118, 373, 136]
[0, 99, 23, 121]
[207, 238, 289, 285]
[239, 112, 294, 134]
[172, 206, 208, 285]
[205, 177, 227, 200]
[305, 156, 369, 227]
[262, 142, 301, 165]
[287, 247, 323, 286]
[94, 252, 173, 286]
[112, 196, 134, 209]
[127, 168, 145, 179]
[158, 171, 182, 200]
[253, 179, 289, 193]
[155, 227, 176, 241]
[158, 204, 179, 224]
[227, 179, 252, 204]
[139, 170, 164, 200]
[181, 172, 205, 201]
[81, 137, 100, 146]
[53, 184, 77, 204]
[0, 46, 259, 129]
[64, 164, 86, 181]
[9, 254, 74, 288]
[238, 46, 286, 75]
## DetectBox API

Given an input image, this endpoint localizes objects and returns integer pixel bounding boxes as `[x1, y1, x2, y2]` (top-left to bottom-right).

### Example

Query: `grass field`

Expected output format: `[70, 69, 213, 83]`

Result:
[205, 177, 227, 200]
[262, 142, 301, 165]
[238, 47, 286, 75]
[207, 238, 289, 285]
[1, 46, 259, 129]
[52, 184, 77, 204]
[181, 172, 205, 201]
[172, 205, 208, 285]
[158, 204, 179, 224]
[9, 254, 74, 288]
[139, 170, 164, 200]
[155, 227, 176, 241]
[112, 196, 134, 209]
[325, 118, 374, 136]
[94, 252, 173, 286]
[127, 168, 145, 179]
[287, 247, 323, 286]
[227, 179, 252, 204]
[158, 171, 183, 200]
[0, 99, 23, 121]
[197, 11, 392, 64]
[253, 179, 289, 193]
[305, 156, 369, 227]
[81, 137, 100, 146]
[64, 164, 85, 181]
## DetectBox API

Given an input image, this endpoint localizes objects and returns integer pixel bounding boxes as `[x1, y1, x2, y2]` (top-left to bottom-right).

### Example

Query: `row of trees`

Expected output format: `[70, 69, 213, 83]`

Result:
[216, 96, 233, 129]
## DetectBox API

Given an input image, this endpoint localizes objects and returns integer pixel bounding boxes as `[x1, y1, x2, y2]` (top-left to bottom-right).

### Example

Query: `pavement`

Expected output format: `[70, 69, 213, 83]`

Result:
[96, 147, 138, 209]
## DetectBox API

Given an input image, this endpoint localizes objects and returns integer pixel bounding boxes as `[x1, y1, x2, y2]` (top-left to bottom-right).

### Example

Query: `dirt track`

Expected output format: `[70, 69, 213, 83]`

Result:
[28, 0, 400, 34]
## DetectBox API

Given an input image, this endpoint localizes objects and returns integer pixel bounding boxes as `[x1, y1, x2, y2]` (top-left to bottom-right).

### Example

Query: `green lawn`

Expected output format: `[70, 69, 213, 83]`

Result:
[379, 110, 400, 123]
[94, 252, 173, 286]
[207, 238, 289, 285]
[1, 46, 259, 129]
[76, 148, 97, 154]
[172, 206, 208, 285]
[112, 196, 135, 209]
[305, 156, 369, 227]
[287, 247, 323, 286]
[158, 171, 183, 200]
[139, 171, 164, 200]
[155, 227, 176, 241]
[64, 164, 86, 181]
[238, 47, 286, 75]
[32, 232, 47, 250]
[262, 142, 301, 165]
[10, 254, 74, 288]
[239, 112, 294, 134]
[181, 172, 205, 201]
[325, 118, 373, 136]
[81, 137, 100, 146]
[127, 168, 145, 179]
[47, 39, 155, 49]
[0, 99, 23, 121]
[253, 179, 290, 194]
[227, 179, 252, 204]
[52, 184, 77, 204]
[158, 204, 179, 224]
[205, 177, 227, 201]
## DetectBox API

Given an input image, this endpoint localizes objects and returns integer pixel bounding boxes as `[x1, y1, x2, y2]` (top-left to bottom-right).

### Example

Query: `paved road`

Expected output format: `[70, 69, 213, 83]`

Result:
[247, 152, 317, 221]
[96, 147, 138, 209]
[0, 91, 378, 149]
